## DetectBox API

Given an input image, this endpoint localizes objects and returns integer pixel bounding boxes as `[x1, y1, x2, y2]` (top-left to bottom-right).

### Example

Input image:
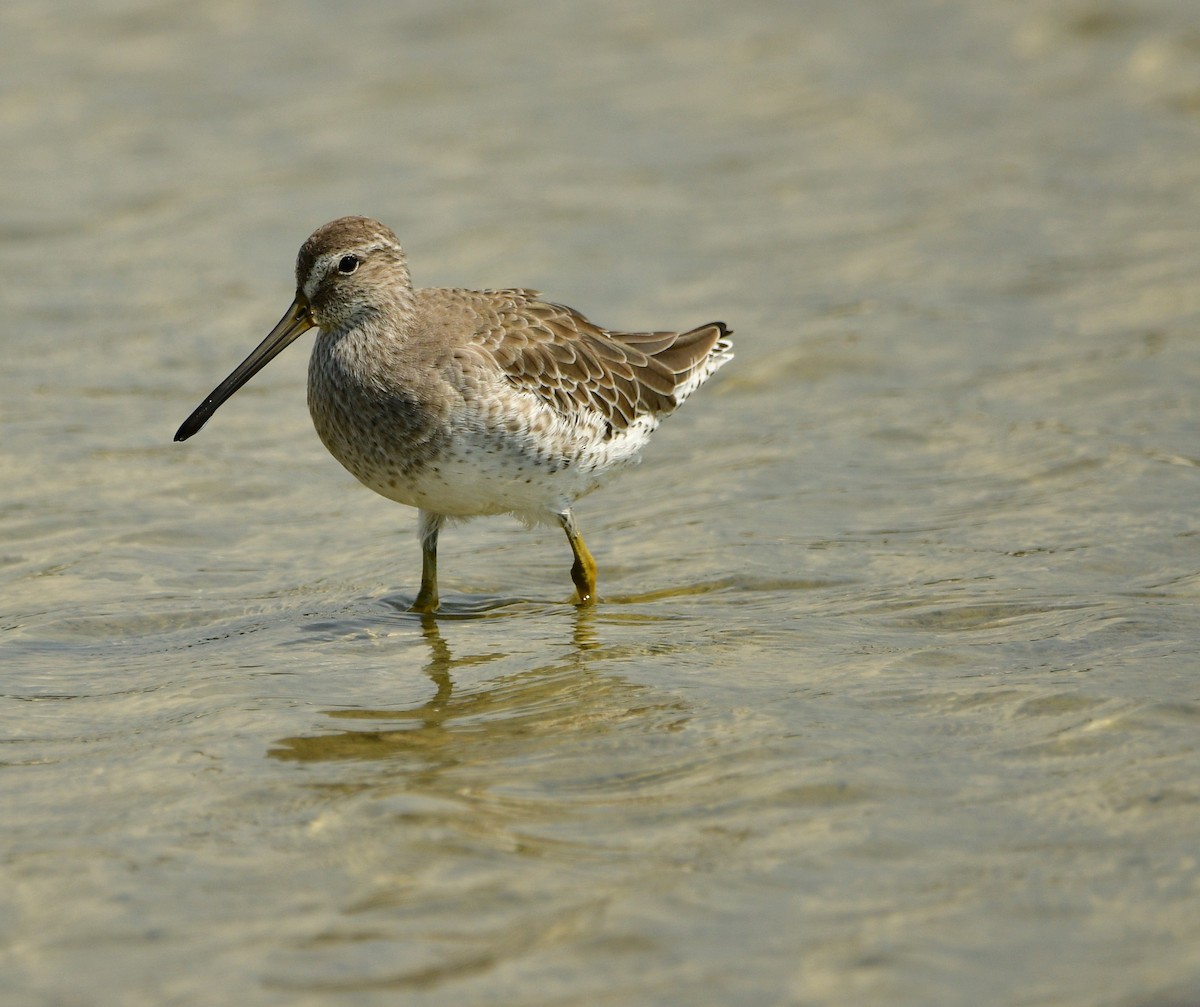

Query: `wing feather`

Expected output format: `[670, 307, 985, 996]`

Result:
[448, 289, 730, 437]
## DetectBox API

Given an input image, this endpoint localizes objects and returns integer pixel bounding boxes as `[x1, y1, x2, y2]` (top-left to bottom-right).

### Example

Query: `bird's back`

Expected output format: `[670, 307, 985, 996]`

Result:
[415, 286, 733, 440]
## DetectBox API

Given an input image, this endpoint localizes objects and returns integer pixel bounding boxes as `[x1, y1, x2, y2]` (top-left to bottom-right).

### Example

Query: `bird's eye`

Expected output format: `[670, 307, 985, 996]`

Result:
[337, 255, 360, 275]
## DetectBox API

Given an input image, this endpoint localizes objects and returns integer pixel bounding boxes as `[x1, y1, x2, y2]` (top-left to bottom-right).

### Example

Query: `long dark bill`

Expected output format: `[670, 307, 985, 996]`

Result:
[174, 294, 314, 442]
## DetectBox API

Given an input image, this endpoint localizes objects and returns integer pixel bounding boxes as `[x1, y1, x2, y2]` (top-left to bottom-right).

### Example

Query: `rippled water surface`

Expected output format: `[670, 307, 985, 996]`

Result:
[4, 1, 1200, 1004]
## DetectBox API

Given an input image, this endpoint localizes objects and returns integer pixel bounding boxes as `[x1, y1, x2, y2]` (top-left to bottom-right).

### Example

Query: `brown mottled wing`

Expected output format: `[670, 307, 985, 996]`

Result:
[475, 290, 727, 434]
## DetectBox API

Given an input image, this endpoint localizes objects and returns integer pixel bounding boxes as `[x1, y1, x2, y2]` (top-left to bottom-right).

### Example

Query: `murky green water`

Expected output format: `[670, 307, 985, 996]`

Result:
[4, 1, 1200, 1004]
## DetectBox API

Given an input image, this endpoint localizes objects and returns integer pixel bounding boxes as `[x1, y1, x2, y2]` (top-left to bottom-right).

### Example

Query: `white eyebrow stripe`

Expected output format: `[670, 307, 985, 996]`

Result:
[302, 243, 389, 299]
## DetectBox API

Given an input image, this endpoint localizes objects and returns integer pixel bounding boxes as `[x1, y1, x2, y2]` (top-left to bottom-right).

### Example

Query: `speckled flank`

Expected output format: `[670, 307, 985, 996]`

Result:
[177, 215, 732, 609]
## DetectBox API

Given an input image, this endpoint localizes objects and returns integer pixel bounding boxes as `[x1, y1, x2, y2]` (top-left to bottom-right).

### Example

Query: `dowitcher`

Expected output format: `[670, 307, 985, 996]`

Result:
[175, 216, 732, 612]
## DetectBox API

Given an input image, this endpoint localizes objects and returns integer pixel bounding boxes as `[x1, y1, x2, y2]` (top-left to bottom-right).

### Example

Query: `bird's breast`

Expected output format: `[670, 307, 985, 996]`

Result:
[306, 337, 449, 490]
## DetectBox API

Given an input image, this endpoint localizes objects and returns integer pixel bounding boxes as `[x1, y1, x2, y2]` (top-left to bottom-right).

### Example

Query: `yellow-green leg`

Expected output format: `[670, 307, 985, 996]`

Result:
[559, 509, 597, 605]
[411, 510, 442, 614]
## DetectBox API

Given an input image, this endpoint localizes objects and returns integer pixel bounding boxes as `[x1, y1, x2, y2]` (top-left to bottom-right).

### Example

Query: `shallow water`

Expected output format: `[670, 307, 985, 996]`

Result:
[4, 1, 1200, 1004]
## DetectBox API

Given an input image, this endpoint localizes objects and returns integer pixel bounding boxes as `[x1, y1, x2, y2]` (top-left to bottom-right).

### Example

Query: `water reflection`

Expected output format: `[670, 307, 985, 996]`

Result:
[268, 606, 683, 768]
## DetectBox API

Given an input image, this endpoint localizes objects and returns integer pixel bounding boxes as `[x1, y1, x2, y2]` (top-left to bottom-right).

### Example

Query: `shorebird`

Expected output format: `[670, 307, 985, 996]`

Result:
[175, 216, 732, 612]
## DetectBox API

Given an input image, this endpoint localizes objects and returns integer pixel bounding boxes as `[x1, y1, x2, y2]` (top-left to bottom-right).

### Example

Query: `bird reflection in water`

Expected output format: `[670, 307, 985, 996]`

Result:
[265, 606, 666, 768]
